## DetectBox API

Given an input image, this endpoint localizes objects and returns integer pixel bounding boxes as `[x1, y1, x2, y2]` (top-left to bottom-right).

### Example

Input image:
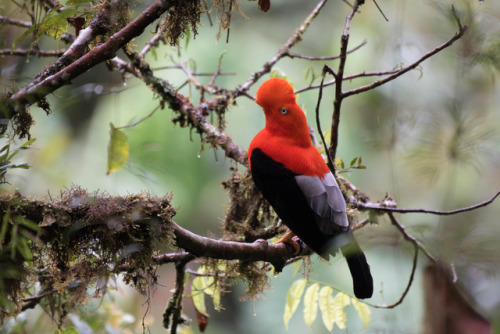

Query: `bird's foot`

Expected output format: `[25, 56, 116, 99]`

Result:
[274, 231, 301, 255]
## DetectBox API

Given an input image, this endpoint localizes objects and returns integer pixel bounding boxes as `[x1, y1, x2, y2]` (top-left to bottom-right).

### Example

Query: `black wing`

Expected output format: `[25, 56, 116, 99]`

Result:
[250, 148, 373, 298]
[250, 148, 334, 256]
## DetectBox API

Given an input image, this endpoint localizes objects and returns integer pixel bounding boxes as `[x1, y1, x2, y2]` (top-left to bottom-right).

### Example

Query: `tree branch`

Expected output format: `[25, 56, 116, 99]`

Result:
[387, 212, 437, 263]
[368, 243, 418, 309]
[123, 50, 248, 165]
[294, 68, 400, 94]
[355, 190, 500, 216]
[171, 221, 295, 272]
[0, 49, 66, 57]
[6, 0, 175, 116]
[285, 40, 367, 61]
[0, 15, 31, 28]
[163, 258, 192, 334]
[328, 1, 361, 166]
[342, 23, 468, 98]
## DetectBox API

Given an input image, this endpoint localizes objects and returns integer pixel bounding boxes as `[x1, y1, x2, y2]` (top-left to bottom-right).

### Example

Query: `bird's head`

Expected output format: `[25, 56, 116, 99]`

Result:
[255, 78, 309, 141]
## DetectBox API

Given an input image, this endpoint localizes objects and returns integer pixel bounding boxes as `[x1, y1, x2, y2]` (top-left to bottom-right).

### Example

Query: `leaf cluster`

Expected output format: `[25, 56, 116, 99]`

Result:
[284, 278, 370, 331]
[12, 0, 93, 49]
[0, 139, 34, 184]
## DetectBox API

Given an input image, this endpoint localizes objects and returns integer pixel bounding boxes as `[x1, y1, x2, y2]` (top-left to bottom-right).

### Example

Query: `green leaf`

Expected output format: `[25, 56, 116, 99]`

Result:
[10, 223, 18, 259]
[335, 157, 344, 170]
[192, 266, 221, 311]
[0, 211, 11, 246]
[44, 15, 69, 40]
[184, 28, 191, 50]
[352, 298, 371, 328]
[303, 283, 320, 328]
[323, 129, 331, 147]
[350, 157, 358, 167]
[13, 216, 40, 233]
[16, 237, 32, 261]
[211, 289, 221, 311]
[60, 328, 79, 334]
[40, 8, 82, 39]
[1, 139, 35, 164]
[65, 0, 94, 4]
[0, 145, 10, 163]
[332, 292, 351, 329]
[202, 274, 221, 311]
[318, 286, 335, 332]
[192, 276, 209, 317]
[283, 278, 307, 330]
[107, 123, 129, 175]
[13, 8, 83, 48]
[54, 326, 79, 334]
[12, 27, 36, 50]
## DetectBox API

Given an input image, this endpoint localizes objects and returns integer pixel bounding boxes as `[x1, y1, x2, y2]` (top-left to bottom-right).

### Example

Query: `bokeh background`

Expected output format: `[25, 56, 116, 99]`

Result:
[1, 0, 500, 333]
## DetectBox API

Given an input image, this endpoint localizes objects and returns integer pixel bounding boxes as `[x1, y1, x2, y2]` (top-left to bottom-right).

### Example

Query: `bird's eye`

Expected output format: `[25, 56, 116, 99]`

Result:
[280, 108, 288, 115]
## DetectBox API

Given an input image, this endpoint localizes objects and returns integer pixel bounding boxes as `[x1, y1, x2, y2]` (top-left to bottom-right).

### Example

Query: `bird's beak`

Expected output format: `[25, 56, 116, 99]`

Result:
[254, 97, 263, 108]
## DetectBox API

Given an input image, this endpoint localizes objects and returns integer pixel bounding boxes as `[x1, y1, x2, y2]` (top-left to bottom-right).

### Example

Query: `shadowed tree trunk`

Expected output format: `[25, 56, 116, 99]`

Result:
[422, 264, 492, 334]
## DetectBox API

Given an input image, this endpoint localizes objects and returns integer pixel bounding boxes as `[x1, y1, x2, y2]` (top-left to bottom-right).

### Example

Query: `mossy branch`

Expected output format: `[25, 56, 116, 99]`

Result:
[0, 185, 297, 322]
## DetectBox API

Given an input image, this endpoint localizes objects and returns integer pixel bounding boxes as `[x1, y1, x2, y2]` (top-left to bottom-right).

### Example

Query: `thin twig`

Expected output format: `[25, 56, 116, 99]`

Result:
[202, 0, 213, 26]
[356, 190, 500, 216]
[315, 65, 336, 170]
[234, 0, 328, 97]
[21, 289, 54, 311]
[154, 65, 235, 76]
[342, 23, 468, 98]
[208, 52, 226, 87]
[329, 2, 360, 166]
[387, 212, 437, 263]
[139, 20, 167, 58]
[163, 258, 193, 334]
[285, 40, 367, 61]
[115, 104, 161, 129]
[0, 49, 66, 57]
[0, 15, 31, 28]
[295, 68, 400, 94]
[372, 0, 389, 22]
[368, 243, 418, 309]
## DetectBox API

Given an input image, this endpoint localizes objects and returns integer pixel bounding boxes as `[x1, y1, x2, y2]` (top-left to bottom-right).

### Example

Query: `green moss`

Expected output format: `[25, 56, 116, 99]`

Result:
[0, 186, 176, 323]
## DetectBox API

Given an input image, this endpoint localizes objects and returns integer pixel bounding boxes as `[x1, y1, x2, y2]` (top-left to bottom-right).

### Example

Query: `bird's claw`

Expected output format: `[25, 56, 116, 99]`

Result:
[274, 231, 302, 255]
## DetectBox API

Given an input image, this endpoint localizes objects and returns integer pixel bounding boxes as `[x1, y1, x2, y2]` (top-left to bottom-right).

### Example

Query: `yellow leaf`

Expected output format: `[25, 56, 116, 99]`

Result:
[191, 277, 209, 317]
[332, 292, 351, 329]
[283, 278, 307, 330]
[107, 123, 129, 175]
[292, 260, 300, 279]
[303, 283, 320, 328]
[196, 266, 221, 311]
[318, 286, 335, 332]
[323, 129, 331, 146]
[352, 298, 371, 328]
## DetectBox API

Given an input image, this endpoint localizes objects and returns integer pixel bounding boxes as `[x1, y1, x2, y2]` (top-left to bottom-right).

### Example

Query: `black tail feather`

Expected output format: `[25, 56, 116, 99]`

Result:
[341, 239, 373, 299]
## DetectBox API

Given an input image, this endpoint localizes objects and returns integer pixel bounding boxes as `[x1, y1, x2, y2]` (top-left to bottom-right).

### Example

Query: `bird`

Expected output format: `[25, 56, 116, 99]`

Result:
[248, 77, 373, 299]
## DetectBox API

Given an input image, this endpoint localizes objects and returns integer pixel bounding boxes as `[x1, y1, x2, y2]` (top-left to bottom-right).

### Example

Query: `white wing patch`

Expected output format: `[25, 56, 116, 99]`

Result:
[295, 172, 349, 234]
